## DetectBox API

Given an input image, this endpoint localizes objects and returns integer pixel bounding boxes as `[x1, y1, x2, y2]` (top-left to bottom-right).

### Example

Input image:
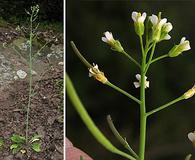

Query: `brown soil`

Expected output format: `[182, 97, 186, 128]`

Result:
[0, 67, 63, 160]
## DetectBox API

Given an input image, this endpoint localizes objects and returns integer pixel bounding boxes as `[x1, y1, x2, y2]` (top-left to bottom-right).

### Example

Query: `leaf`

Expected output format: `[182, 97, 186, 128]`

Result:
[10, 144, 20, 150]
[31, 142, 41, 152]
[29, 135, 42, 143]
[80, 156, 85, 160]
[12, 147, 22, 154]
[0, 138, 4, 147]
[11, 134, 25, 144]
[10, 144, 21, 154]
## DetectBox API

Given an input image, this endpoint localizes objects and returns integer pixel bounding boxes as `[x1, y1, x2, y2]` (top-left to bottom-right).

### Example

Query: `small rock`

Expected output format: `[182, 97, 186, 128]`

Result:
[14, 76, 18, 80]
[16, 70, 27, 79]
[58, 62, 63, 66]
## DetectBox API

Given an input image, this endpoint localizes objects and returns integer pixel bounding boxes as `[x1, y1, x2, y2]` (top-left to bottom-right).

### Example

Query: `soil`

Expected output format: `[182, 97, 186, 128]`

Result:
[0, 26, 64, 160]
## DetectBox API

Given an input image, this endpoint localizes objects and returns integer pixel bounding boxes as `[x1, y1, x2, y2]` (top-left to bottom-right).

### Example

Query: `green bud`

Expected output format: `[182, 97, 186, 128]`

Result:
[168, 37, 191, 57]
[132, 12, 147, 36]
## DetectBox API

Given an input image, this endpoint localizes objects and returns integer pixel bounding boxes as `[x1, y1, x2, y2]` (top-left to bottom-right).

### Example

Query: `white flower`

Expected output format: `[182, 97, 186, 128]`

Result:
[163, 34, 171, 40]
[101, 31, 124, 52]
[132, 12, 146, 23]
[179, 37, 191, 51]
[188, 131, 195, 146]
[168, 37, 191, 57]
[133, 74, 149, 89]
[89, 63, 108, 84]
[89, 63, 100, 77]
[149, 14, 167, 27]
[163, 22, 173, 32]
[132, 12, 146, 36]
[188, 132, 195, 142]
[149, 14, 172, 42]
[101, 31, 115, 44]
[16, 70, 27, 79]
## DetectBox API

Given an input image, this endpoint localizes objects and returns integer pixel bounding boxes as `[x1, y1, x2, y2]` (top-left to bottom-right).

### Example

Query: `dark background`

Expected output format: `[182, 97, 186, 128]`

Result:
[0, 0, 63, 25]
[67, 1, 195, 160]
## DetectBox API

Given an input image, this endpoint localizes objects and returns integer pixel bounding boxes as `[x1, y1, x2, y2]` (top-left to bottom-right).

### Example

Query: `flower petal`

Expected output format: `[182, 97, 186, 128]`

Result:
[101, 37, 107, 42]
[164, 34, 171, 40]
[188, 132, 195, 142]
[135, 74, 141, 81]
[159, 18, 167, 26]
[180, 37, 186, 44]
[149, 14, 158, 26]
[145, 81, 150, 88]
[133, 82, 140, 88]
[183, 41, 191, 51]
[105, 31, 113, 41]
[132, 11, 138, 22]
[142, 12, 147, 20]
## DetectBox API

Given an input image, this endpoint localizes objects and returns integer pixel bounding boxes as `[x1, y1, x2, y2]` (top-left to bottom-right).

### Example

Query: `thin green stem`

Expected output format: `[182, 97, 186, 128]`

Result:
[121, 50, 141, 68]
[106, 81, 141, 104]
[144, 43, 156, 74]
[139, 36, 147, 160]
[146, 96, 184, 117]
[26, 14, 33, 143]
[150, 54, 168, 64]
[70, 41, 92, 68]
[139, 36, 145, 57]
[66, 74, 136, 160]
[107, 115, 139, 159]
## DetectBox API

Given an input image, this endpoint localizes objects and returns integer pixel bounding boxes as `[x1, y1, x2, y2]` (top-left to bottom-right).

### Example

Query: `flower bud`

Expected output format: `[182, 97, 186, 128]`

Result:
[188, 131, 195, 146]
[132, 12, 146, 36]
[149, 14, 167, 42]
[102, 31, 124, 52]
[149, 14, 173, 42]
[168, 37, 191, 57]
[183, 85, 195, 99]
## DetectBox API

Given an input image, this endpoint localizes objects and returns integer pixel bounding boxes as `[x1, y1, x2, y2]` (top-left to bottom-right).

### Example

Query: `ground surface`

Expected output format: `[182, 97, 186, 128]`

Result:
[0, 25, 63, 160]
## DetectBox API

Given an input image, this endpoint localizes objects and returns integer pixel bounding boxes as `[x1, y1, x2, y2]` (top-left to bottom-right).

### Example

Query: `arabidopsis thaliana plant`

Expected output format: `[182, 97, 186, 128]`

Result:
[133, 74, 149, 89]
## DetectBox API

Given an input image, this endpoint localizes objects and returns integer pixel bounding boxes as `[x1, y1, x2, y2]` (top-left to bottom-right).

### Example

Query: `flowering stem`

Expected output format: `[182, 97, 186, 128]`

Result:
[106, 81, 141, 104]
[66, 74, 136, 160]
[150, 54, 168, 64]
[121, 50, 141, 68]
[139, 36, 145, 57]
[70, 41, 93, 68]
[139, 35, 147, 160]
[107, 115, 139, 159]
[146, 96, 184, 117]
[26, 12, 33, 143]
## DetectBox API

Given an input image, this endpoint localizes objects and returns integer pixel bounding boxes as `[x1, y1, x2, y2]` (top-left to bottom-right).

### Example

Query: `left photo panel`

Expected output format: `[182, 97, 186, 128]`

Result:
[0, 1, 64, 159]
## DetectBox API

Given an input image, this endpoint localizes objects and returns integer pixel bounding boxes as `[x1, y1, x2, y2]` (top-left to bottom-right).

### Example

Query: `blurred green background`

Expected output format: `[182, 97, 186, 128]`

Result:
[67, 1, 195, 160]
